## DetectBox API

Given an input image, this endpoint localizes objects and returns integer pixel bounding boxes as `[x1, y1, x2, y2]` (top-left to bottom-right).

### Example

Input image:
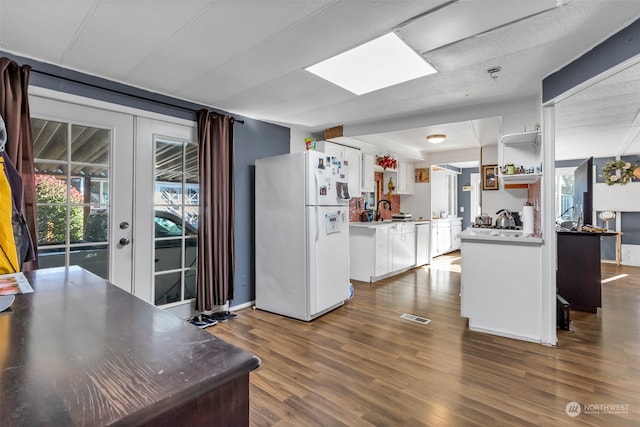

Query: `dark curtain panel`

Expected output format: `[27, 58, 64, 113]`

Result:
[196, 110, 235, 310]
[0, 57, 38, 270]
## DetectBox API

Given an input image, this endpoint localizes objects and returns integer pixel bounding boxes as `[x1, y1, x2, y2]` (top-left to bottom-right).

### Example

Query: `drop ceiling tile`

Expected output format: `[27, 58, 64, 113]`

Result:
[62, 1, 209, 78]
[398, 0, 557, 54]
[0, 1, 94, 63]
[126, 0, 334, 94]
[179, 1, 444, 103]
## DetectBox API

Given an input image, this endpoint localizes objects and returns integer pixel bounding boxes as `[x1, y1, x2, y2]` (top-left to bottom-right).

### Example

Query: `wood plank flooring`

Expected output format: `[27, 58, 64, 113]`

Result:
[211, 254, 640, 426]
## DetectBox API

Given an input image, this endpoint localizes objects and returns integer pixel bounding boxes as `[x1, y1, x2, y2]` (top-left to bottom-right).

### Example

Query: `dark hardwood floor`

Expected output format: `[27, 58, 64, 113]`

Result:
[211, 253, 640, 426]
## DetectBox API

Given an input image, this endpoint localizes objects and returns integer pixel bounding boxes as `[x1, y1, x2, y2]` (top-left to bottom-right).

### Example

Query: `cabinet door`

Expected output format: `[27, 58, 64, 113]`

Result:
[396, 161, 415, 194]
[451, 221, 462, 250]
[361, 152, 375, 193]
[438, 223, 451, 253]
[402, 162, 415, 194]
[431, 224, 439, 256]
[344, 147, 361, 198]
[375, 226, 390, 276]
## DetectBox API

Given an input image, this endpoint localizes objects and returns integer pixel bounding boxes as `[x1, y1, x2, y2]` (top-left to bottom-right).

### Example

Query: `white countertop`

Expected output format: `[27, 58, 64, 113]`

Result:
[350, 220, 430, 228]
[431, 217, 462, 222]
[459, 227, 543, 245]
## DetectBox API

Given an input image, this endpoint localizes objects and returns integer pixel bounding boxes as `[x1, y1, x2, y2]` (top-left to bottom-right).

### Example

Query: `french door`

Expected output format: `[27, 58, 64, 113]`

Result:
[30, 95, 135, 292]
[30, 93, 198, 317]
[134, 117, 198, 318]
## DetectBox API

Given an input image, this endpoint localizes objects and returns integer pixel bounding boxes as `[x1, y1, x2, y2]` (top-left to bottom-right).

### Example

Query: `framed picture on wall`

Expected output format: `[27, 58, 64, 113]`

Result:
[482, 165, 499, 190]
[415, 167, 430, 183]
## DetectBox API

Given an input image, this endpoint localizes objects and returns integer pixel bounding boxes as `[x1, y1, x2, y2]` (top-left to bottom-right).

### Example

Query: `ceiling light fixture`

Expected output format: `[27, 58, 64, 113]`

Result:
[305, 32, 437, 95]
[426, 134, 446, 144]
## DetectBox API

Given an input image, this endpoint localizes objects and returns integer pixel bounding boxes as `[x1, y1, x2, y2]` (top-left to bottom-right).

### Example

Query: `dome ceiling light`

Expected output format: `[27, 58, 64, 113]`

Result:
[426, 134, 446, 144]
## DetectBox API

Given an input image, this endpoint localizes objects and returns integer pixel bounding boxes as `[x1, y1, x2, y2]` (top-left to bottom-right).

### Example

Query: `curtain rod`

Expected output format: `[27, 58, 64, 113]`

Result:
[30, 68, 244, 124]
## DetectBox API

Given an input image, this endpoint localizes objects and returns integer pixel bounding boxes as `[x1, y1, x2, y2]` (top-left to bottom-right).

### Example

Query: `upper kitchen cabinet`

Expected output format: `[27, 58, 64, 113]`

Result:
[499, 131, 542, 185]
[361, 152, 375, 193]
[397, 161, 415, 195]
[382, 161, 415, 195]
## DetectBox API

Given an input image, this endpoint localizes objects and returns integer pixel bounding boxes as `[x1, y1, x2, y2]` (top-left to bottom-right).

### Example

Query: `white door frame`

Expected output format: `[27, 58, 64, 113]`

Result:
[29, 87, 196, 308]
[29, 93, 134, 292]
[134, 117, 197, 317]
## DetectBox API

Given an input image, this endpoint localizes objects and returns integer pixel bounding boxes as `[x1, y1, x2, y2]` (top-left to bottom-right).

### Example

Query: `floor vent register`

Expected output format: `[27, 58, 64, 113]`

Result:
[400, 313, 431, 325]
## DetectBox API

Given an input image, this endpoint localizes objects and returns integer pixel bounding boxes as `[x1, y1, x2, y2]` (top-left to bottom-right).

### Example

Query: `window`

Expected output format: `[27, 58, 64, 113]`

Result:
[555, 167, 576, 220]
[33, 118, 111, 279]
[153, 137, 199, 306]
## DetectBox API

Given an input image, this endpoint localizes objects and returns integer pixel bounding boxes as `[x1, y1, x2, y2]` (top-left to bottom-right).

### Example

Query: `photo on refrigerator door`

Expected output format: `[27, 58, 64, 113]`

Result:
[336, 181, 350, 200]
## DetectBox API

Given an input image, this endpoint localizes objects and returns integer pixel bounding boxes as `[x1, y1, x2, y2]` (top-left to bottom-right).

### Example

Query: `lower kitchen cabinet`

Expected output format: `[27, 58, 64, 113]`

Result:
[431, 218, 462, 257]
[391, 223, 415, 271]
[350, 222, 420, 282]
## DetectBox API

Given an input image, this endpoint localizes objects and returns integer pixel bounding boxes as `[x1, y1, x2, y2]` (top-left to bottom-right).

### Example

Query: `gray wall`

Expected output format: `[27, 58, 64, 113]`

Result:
[458, 167, 479, 230]
[233, 121, 289, 305]
[2, 51, 291, 306]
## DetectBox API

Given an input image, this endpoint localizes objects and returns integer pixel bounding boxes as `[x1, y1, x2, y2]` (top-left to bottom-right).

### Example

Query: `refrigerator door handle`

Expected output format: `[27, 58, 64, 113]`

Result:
[315, 206, 319, 242]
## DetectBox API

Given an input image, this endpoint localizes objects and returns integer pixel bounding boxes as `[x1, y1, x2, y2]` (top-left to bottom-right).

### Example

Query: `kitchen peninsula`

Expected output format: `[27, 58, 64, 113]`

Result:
[459, 228, 544, 343]
[349, 220, 430, 282]
[0, 267, 260, 426]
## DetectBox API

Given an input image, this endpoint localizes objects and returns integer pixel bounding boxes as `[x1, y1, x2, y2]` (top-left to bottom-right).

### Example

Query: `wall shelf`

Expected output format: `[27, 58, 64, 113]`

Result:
[501, 131, 540, 147]
[500, 173, 542, 184]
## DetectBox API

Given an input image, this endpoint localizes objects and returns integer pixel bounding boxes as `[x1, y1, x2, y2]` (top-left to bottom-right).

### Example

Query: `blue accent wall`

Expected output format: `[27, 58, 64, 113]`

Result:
[458, 167, 479, 230]
[232, 121, 289, 305]
[543, 18, 640, 102]
[2, 51, 291, 306]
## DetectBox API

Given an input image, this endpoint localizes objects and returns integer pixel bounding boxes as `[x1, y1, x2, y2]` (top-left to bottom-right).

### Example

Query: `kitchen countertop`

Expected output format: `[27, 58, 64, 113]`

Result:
[350, 220, 430, 228]
[459, 227, 543, 245]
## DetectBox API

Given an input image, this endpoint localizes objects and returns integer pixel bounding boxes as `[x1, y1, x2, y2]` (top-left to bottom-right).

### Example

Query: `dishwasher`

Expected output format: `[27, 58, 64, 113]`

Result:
[415, 223, 430, 266]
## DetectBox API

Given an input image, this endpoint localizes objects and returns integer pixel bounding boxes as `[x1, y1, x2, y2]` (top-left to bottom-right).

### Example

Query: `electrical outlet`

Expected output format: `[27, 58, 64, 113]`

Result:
[459, 207, 464, 212]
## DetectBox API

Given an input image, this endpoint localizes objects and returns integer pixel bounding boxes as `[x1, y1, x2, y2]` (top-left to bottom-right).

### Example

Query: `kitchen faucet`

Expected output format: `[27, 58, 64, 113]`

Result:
[375, 199, 392, 221]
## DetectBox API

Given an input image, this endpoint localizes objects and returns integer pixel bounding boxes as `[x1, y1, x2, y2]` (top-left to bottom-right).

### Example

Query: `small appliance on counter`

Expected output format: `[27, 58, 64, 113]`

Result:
[391, 213, 412, 221]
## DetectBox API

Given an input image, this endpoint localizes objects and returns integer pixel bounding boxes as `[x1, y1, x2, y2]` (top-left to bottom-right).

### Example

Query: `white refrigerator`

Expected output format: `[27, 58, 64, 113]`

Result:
[255, 150, 350, 321]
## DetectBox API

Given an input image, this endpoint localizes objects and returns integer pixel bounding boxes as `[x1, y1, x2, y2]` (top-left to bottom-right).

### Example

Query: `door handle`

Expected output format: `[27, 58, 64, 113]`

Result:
[119, 237, 130, 246]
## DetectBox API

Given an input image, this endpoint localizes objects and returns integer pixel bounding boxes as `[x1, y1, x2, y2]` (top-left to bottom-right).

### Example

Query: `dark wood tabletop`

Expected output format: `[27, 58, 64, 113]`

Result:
[0, 266, 260, 426]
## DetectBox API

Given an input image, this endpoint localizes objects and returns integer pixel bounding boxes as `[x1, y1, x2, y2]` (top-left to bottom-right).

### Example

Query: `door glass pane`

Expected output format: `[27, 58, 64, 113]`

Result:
[154, 271, 182, 305]
[32, 118, 111, 280]
[71, 124, 110, 163]
[33, 119, 68, 160]
[153, 137, 198, 307]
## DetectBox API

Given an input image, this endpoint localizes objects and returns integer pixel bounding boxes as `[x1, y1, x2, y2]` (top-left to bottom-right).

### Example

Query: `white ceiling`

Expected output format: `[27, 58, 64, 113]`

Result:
[1, 0, 639, 161]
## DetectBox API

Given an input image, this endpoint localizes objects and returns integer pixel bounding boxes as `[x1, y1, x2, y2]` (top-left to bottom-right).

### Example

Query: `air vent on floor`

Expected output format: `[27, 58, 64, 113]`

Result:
[400, 313, 431, 325]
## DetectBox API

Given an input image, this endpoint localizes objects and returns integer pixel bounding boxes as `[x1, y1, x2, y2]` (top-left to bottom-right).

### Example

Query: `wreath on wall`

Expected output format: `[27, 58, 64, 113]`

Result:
[601, 159, 639, 185]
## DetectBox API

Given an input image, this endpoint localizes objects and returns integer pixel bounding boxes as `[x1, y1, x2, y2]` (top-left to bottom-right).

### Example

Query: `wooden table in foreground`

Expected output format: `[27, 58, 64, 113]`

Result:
[0, 266, 260, 426]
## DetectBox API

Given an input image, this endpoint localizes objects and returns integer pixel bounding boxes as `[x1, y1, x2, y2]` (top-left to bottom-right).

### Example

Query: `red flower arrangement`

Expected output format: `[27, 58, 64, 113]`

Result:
[376, 154, 397, 170]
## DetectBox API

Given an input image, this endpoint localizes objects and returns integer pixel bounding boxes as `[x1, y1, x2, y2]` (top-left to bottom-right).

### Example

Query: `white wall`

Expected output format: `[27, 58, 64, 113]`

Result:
[593, 181, 640, 211]
[400, 182, 430, 219]
[481, 145, 529, 217]
[289, 127, 311, 152]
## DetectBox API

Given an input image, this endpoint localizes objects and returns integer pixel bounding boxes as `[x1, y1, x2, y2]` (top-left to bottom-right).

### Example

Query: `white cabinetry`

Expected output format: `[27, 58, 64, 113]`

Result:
[374, 226, 390, 276]
[431, 218, 462, 257]
[344, 147, 361, 197]
[415, 223, 430, 266]
[396, 161, 415, 194]
[361, 152, 375, 193]
[451, 219, 462, 250]
[391, 223, 415, 271]
[437, 222, 451, 255]
[349, 223, 416, 282]
[380, 161, 414, 195]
